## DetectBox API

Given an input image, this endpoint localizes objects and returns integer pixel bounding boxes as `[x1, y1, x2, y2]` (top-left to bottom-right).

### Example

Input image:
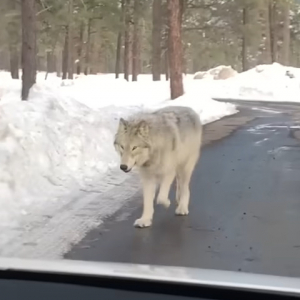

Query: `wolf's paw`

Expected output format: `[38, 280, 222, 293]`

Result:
[175, 205, 189, 216]
[157, 197, 171, 208]
[134, 218, 152, 228]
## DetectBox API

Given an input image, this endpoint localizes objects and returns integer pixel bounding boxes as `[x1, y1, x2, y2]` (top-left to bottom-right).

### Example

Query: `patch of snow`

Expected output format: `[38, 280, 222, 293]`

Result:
[251, 107, 281, 114]
[194, 65, 238, 80]
[254, 138, 269, 145]
[212, 63, 300, 102]
[0, 71, 237, 251]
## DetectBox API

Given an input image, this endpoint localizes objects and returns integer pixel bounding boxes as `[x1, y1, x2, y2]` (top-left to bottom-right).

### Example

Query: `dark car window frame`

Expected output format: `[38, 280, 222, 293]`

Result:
[0, 269, 299, 300]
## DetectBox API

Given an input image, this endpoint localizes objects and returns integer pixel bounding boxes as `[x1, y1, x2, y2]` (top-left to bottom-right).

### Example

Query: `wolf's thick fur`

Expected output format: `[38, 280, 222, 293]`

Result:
[114, 106, 202, 228]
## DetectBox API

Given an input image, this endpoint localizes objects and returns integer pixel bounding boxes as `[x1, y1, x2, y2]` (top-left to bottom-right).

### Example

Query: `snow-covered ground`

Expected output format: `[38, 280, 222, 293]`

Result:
[0, 62, 298, 256]
[211, 63, 300, 102]
[0, 71, 236, 252]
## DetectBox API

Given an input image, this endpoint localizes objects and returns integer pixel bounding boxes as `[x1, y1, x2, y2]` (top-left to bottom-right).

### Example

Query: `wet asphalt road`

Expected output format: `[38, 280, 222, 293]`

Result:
[66, 102, 300, 278]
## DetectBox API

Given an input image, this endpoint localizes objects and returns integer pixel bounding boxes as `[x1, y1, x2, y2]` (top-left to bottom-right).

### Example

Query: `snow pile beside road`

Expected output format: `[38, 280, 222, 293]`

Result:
[58, 74, 237, 124]
[152, 80, 237, 124]
[212, 63, 300, 102]
[0, 72, 237, 234]
[194, 65, 238, 80]
[0, 84, 129, 231]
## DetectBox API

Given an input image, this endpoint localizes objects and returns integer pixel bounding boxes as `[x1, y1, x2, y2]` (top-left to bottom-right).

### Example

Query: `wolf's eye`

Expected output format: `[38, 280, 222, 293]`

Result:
[132, 146, 137, 151]
[120, 145, 124, 150]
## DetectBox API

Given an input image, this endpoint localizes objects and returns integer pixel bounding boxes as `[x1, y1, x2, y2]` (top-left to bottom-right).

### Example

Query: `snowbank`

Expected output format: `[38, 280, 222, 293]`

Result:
[194, 65, 238, 80]
[57, 74, 237, 124]
[212, 63, 300, 102]
[0, 84, 128, 230]
[1, 62, 299, 251]
[0, 72, 237, 233]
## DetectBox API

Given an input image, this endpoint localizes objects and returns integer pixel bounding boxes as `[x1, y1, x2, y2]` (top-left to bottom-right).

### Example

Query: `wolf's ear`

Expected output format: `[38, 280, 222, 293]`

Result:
[118, 118, 128, 132]
[137, 120, 149, 138]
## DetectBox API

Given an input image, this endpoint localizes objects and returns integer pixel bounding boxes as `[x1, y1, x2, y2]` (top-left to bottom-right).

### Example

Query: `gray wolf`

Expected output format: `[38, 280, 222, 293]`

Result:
[114, 106, 202, 228]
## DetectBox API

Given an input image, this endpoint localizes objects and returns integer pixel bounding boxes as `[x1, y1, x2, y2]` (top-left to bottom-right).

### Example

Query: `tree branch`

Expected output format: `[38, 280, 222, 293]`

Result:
[80, 0, 87, 10]
[186, 3, 215, 10]
[36, 5, 52, 16]
[183, 26, 208, 31]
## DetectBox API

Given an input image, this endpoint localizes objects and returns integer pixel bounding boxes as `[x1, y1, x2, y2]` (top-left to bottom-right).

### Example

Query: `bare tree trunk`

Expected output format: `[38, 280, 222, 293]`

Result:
[115, 34, 123, 78]
[67, 0, 74, 79]
[62, 27, 69, 79]
[0, 51, 5, 70]
[97, 46, 103, 73]
[162, 2, 169, 81]
[282, 0, 290, 66]
[139, 18, 145, 75]
[167, 0, 184, 99]
[84, 19, 92, 75]
[56, 49, 62, 77]
[182, 45, 187, 74]
[164, 48, 169, 80]
[89, 35, 96, 74]
[21, 0, 36, 100]
[7, 0, 19, 79]
[242, 7, 250, 71]
[45, 35, 58, 80]
[51, 54, 56, 72]
[124, 0, 132, 81]
[45, 51, 51, 79]
[115, 0, 125, 78]
[263, 1, 272, 64]
[152, 0, 162, 81]
[297, 41, 300, 68]
[290, 40, 296, 67]
[269, 0, 278, 62]
[77, 22, 85, 75]
[9, 46, 19, 79]
[132, 0, 141, 81]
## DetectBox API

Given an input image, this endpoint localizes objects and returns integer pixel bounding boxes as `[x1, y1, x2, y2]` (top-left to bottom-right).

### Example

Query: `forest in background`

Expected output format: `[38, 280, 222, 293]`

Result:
[0, 0, 298, 99]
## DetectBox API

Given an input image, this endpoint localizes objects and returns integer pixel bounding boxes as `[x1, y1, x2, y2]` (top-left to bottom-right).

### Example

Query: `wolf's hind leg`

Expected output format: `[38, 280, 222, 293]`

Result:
[157, 171, 176, 208]
[175, 175, 180, 206]
[175, 155, 198, 216]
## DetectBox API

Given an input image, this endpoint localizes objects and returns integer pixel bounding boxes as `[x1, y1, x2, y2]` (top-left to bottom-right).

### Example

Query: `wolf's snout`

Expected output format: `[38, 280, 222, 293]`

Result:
[120, 164, 129, 172]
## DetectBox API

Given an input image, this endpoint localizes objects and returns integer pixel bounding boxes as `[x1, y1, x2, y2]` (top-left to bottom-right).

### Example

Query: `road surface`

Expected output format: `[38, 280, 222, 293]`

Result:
[66, 101, 300, 278]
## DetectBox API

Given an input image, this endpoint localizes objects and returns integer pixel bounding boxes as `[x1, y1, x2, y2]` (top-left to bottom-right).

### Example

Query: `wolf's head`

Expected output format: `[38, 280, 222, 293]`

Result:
[114, 118, 151, 173]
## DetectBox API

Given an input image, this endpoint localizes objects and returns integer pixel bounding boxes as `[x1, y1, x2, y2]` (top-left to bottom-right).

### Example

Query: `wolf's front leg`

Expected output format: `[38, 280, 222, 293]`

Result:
[134, 177, 156, 228]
